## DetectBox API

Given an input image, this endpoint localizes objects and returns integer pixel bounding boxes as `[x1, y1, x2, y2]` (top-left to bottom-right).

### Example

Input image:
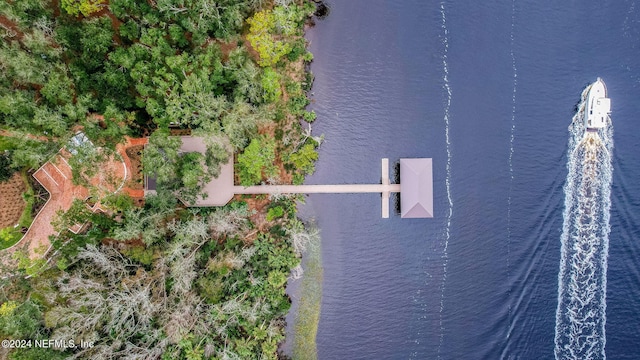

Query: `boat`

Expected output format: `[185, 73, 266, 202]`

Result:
[584, 77, 611, 130]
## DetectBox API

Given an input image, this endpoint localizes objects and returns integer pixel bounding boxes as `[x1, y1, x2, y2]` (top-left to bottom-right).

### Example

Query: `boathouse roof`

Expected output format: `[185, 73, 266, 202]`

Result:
[400, 158, 433, 218]
[179, 136, 234, 206]
[144, 136, 235, 206]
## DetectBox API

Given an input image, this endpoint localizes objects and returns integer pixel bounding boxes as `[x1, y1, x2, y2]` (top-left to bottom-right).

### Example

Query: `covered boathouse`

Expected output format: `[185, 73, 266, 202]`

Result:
[400, 158, 433, 218]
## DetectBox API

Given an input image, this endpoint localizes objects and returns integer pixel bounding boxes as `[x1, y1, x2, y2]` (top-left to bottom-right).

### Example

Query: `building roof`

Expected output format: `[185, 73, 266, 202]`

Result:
[400, 158, 433, 218]
[143, 136, 235, 206]
[179, 136, 234, 206]
[67, 132, 93, 156]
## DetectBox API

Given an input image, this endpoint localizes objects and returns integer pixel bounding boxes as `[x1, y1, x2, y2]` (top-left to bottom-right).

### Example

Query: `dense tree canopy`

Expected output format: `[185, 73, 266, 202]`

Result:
[60, 0, 105, 16]
[237, 136, 277, 186]
[0, 0, 320, 358]
[0, 152, 15, 182]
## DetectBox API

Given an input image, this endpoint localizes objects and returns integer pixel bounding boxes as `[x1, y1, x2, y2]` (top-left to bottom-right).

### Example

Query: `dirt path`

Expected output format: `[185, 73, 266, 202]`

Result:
[0, 16, 24, 40]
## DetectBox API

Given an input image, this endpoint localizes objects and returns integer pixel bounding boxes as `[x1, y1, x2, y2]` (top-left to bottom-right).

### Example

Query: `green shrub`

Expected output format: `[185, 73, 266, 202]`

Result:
[302, 110, 316, 123]
[303, 51, 314, 62]
[266, 206, 284, 221]
[0, 152, 16, 182]
[61, 0, 105, 17]
[0, 300, 42, 339]
[261, 67, 281, 103]
[122, 246, 155, 266]
[196, 275, 225, 304]
[102, 193, 134, 212]
[288, 94, 309, 116]
[237, 137, 276, 186]
[288, 143, 318, 175]
[0, 227, 22, 250]
[287, 40, 306, 62]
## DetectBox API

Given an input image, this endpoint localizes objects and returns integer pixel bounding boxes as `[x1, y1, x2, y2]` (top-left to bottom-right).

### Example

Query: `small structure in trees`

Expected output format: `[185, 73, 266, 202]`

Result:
[144, 136, 235, 207]
[67, 132, 93, 156]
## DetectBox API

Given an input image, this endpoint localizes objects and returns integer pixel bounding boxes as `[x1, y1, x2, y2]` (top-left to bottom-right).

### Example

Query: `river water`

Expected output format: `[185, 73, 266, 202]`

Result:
[300, 1, 640, 359]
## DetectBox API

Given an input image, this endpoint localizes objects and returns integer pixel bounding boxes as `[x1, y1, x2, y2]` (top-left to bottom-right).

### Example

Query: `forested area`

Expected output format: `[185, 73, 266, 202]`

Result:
[0, 0, 322, 358]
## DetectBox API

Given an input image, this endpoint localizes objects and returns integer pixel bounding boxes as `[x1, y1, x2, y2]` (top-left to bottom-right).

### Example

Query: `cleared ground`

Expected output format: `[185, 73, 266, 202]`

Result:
[0, 173, 26, 229]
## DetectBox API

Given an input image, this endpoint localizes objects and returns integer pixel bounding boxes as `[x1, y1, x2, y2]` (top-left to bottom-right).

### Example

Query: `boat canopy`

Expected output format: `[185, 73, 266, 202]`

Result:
[586, 79, 610, 129]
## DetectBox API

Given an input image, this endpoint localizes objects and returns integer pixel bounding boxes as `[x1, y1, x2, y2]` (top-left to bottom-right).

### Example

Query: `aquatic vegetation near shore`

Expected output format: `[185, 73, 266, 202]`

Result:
[292, 226, 322, 360]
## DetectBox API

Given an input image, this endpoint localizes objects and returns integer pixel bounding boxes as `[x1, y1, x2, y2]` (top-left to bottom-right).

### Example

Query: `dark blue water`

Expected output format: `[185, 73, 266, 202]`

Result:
[302, 0, 640, 358]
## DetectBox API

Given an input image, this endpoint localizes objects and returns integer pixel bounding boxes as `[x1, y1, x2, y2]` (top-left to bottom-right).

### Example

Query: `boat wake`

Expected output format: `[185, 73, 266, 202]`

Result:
[554, 88, 613, 359]
[438, 1, 453, 358]
[506, 0, 518, 347]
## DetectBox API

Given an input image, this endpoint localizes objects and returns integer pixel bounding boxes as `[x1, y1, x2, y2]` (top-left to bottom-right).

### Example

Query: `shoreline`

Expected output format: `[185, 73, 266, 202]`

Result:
[291, 226, 322, 360]
[284, 2, 328, 358]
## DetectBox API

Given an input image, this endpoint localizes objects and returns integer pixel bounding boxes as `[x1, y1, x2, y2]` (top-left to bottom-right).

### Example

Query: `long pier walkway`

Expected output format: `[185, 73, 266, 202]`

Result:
[235, 158, 396, 218]
[234, 184, 400, 194]
[147, 141, 433, 219]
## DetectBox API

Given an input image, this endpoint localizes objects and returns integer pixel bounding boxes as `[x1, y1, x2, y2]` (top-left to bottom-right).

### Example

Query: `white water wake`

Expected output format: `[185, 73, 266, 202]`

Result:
[506, 0, 518, 346]
[437, 1, 453, 358]
[555, 87, 613, 359]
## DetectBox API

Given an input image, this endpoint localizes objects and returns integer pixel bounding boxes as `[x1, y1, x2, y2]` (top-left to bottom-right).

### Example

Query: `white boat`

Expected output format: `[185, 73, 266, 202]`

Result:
[584, 77, 611, 130]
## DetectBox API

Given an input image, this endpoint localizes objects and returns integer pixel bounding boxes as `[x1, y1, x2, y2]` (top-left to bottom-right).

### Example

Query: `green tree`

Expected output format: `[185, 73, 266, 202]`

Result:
[165, 73, 228, 128]
[82, 107, 130, 150]
[178, 151, 209, 201]
[67, 140, 107, 185]
[118, 19, 140, 42]
[0, 91, 36, 131]
[246, 9, 292, 67]
[221, 100, 270, 150]
[22, 27, 62, 60]
[0, 152, 15, 182]
[7, 347, 68, 360]
[142, 130, 181, 187]
[40, 68, 74, 106]
[52, 199, 92, 232]
[0, 300, 42, 339]
[237, 137, 276, 186]
[10, 139, 56, 170]
[108, 0, 151, 19]
[261, 67, 281, 103]
[288, 142, 318, 175]
[227, 48, 263, 104]
[101, 193, 134, 212]
[113, 208, 169, 245]
[61, 0, 105, 17]
[0, 42, 49, 85]
[31, 106, 70, 137]
[204, 138, 230, 178]
[0, 0, 51, 29]
[144, 189, 177, 213]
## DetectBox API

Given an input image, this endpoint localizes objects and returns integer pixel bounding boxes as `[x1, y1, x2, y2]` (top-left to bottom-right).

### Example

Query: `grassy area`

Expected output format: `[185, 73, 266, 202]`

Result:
[0, 226, 22, 250]
[18, 171, 35, 228]
[292, 232, 323, 360]
[0, 135, 18, 151]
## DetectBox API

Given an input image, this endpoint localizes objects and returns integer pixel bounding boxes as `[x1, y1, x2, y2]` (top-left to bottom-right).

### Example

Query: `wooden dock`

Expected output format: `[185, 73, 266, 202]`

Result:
[234, 159, 397, 218]
[234, 184, 400, 194]
[159, 140, 433, 219]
